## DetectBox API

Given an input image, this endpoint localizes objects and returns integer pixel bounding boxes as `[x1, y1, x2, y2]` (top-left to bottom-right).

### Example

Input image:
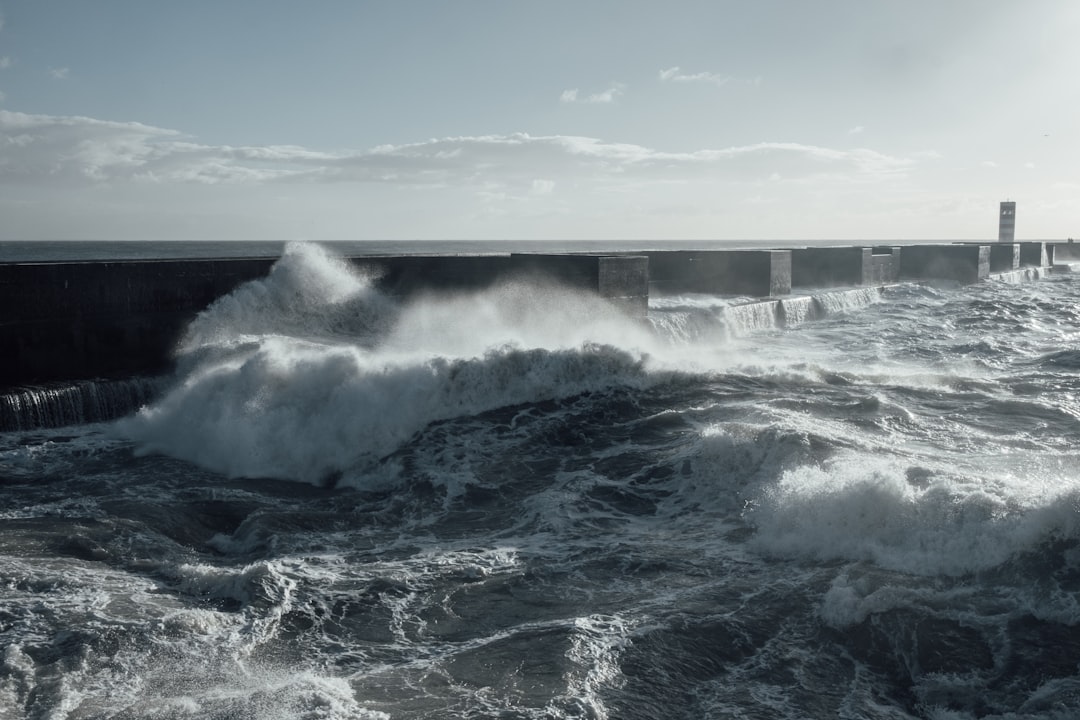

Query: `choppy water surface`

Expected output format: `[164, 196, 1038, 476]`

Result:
[3, 244, 1080, 719]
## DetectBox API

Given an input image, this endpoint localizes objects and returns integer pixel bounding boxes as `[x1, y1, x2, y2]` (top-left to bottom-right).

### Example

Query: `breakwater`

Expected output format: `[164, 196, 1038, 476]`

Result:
[0, 242, 1061, 412]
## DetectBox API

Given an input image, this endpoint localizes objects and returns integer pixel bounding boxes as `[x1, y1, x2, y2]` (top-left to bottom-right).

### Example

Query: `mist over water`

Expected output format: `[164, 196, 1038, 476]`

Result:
[3, 242, 1080, 719]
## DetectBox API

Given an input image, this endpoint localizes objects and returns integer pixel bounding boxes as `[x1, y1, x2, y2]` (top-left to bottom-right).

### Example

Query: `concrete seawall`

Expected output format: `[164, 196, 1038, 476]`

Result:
[1, 253, 649, 387]
[0, 242, 1057, 390]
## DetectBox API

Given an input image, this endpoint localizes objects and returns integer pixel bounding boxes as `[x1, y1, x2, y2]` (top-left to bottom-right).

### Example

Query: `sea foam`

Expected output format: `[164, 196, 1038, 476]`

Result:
[118, 243, 656, 486]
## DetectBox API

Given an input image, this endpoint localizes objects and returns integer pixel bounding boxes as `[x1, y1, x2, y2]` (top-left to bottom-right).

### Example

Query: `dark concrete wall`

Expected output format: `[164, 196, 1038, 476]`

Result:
[899, 245, 990, 285]
[646, 250, 792, 297]
[355, 255, 510, 297]
[0, 253, 649, 389]
[1050, 242, 1079, 262]
[958, 242, 1020, 273]
[791, 246, 902, 288]
[791, 247, 869, 288]
[988, 243, 1020, 273]
[1015, 241, 1049, 267]
[0, 258, 276, 387]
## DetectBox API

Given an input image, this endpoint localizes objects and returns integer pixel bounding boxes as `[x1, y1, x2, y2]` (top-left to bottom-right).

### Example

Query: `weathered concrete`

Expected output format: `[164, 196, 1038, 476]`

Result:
[900, 245, 990, 285]
[646, 250, 792, 297]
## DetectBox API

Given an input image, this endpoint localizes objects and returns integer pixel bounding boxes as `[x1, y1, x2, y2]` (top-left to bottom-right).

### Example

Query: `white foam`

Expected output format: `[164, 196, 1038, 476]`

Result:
[747, 454, 1080, 577]
[118, 243, 664, 485]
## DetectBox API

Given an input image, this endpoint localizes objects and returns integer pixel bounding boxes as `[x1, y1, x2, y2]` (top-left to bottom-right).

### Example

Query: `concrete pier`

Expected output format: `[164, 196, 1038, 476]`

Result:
[0, 238, 1062, 391]
[791, 246, 900, 288]
[900, 244, 990, 285]
[646, 250, 792, 297]
[0, 253, 650, 388]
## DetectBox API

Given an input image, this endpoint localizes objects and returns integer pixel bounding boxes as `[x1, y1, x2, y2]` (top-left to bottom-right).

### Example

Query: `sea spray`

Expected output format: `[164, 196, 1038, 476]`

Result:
[119, 243, 659, 485]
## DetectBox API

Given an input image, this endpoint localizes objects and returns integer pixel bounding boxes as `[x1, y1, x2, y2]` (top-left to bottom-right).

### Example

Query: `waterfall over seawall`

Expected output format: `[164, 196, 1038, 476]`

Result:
[0, 377, 163, 431]
[649, 286, 888, 344]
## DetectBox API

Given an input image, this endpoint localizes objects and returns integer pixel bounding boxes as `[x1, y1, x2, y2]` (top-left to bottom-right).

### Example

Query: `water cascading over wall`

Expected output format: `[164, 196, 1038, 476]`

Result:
[0, 377, 163, 432]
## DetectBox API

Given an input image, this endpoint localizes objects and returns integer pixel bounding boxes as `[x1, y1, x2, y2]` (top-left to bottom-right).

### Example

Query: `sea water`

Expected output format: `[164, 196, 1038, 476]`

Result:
[2, 242, 1079, 719]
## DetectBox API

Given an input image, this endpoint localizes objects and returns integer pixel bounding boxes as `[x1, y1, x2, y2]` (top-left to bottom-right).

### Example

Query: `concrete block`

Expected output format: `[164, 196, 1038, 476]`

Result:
[870, 247, 901, 285]
[1018, 242, 1050, 267]
[1050, 242, 1079, 262]
[899, 245, 989, 285]
[791, 247, 870, 288]
[646, 250, 791, 297]
[988, 243, 1020, 273]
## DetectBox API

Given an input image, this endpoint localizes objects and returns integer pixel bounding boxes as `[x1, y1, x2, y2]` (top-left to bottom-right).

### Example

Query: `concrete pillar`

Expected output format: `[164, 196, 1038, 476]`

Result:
[899, 245, 990, 285]
[646, 250, 791, 297]
[871, 247, 902, 284]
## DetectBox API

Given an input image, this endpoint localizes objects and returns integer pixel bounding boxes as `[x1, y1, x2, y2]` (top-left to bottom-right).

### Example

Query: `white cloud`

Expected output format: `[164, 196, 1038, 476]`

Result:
[1025, 162, 1035, 169]
[0, 109, 918, 196]
[49, 67, 70, 80]
[0, 57, 11, 70]
[981, 160, 998, 168]
[848, 125, 865, 135]
[660, 66, 760, 88]
[560, 84, 624, 104]
[0, 90, 5, 102]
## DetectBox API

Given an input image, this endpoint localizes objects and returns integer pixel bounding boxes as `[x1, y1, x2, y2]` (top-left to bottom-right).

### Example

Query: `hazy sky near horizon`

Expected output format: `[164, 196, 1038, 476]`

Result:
[1, 1, 1078, 241]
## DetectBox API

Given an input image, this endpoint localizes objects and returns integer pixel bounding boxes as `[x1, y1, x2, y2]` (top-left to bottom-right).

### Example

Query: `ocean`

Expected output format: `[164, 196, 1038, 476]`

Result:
[2, 242, 1079, 719]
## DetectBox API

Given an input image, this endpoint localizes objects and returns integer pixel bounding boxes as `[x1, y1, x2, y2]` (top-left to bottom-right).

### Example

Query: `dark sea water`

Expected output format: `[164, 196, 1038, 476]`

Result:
[2, 243, 1080, 719]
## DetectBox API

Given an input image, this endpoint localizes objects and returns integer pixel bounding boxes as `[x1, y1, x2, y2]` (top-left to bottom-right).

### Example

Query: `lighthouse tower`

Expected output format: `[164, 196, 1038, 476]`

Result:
[998, 201, 1016, 242]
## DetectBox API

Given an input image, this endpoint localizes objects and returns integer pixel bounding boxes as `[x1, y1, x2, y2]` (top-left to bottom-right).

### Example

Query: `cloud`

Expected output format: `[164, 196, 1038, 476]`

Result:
[560, 84, 624, 104]
[0, 57, 11, 70]
[49, 67, 70, 80]
[0, 90, 5, 102]
[660, 66, 760, 88]
[981, 160, 998, 168]
[531, 179, 555, 195]
[848, 125, 865, 135]
[0, 109, 917, 192]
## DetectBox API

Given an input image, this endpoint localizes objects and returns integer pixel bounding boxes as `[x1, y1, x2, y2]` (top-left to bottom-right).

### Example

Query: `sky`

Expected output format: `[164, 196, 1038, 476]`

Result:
[1, 0, 1078, 242]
